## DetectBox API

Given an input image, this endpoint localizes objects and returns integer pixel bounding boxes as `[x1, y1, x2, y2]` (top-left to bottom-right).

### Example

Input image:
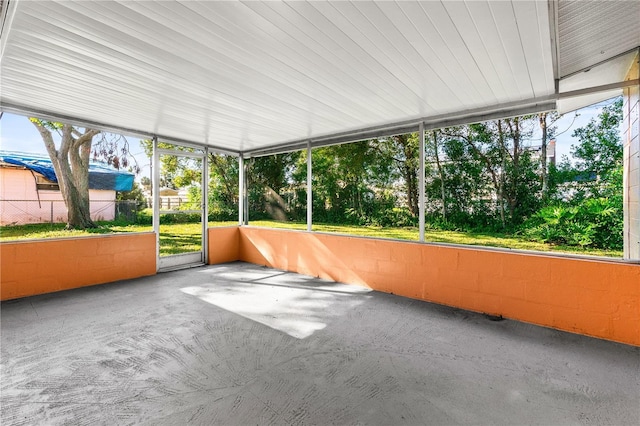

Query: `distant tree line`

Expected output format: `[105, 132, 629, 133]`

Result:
[149, 98, 624, 250]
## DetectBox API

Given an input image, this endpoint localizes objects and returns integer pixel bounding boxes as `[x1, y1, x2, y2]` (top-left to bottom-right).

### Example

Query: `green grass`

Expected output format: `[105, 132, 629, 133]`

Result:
[248, 220, 623, 258]
[159, 222, 203, 256]
[0, 220, 623, 258]
[0, 221, 153, 240]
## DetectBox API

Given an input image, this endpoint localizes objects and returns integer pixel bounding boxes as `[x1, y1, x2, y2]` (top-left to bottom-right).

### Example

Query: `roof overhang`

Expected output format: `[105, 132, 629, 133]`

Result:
[1, 1, 638, 157]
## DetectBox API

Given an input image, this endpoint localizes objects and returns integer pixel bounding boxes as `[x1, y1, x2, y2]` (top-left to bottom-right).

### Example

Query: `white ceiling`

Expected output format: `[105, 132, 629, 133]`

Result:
[557, 0, 639, 78]
[556, 0, 640, 115]
[0, 0, 637, 155]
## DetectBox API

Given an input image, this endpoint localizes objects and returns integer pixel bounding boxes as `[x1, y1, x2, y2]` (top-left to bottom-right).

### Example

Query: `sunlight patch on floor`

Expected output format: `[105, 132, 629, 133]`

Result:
[181, 274, 371, 339]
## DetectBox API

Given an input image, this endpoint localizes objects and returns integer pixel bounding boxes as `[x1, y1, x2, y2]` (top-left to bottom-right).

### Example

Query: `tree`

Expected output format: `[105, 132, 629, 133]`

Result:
[429, 130, 447, 220]
[526, 97, 624, 250]
[30, 119, 137, 229]
[140, 176, 152, 191]
[571, 98, 623, 179]
[140, 139, 240, 219]
[379, 134, 419, 217]
[249, 152, 302, 220]
[538, 111, 559, 196]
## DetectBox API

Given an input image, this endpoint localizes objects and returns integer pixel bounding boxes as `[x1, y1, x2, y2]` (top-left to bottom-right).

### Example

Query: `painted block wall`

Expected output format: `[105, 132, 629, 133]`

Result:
[208, 226, 240, 264]
[623, 55, 640, 259]
[0, 233, 156, 300]
[2, 226, 636, 346]
[232, 227, 640, 346]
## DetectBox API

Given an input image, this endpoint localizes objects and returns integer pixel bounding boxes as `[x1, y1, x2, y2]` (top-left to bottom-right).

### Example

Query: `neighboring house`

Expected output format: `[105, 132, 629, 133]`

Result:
[0, 151, 134, 225]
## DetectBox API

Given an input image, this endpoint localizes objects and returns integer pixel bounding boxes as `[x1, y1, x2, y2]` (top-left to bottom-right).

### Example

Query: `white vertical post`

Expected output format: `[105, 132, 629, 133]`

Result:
[238, 153, 244, 226]
[244, 157, 249, 225]
[152, 136, 160, 266]
[307, 141, 312, 232]
[202, 147, 209, 264]
[419, 123, 425, 242]
[622, 55, 640, 260]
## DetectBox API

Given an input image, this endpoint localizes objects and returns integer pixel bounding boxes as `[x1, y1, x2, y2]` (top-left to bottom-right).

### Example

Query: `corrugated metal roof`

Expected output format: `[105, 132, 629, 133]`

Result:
[0, 1, 638, 153]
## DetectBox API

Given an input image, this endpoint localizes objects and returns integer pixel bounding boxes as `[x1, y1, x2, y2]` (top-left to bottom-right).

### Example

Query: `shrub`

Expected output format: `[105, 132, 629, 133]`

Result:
[523, 198, 622, 250]
[371, 207, 417, 227]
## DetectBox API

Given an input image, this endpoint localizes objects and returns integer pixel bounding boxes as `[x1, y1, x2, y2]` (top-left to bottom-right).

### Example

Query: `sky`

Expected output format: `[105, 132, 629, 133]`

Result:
[0, 113, 152, 180]
[0, 97, 619, 175]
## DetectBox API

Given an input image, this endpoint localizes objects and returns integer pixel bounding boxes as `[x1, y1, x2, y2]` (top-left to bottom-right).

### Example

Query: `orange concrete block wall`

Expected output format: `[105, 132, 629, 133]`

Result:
[214, 226, 640, 346]
[1, 233, 156, 301]
[208, 227, 240, 264]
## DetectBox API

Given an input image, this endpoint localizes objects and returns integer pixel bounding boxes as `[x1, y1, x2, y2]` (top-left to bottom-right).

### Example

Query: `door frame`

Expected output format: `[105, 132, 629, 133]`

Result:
[152, 138, 208, 272]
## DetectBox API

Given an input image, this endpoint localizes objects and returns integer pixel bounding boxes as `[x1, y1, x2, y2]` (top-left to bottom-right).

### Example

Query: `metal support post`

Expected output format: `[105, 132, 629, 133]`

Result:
[419, 123, 425, 242]
[238, 154, 244, 226]
[243, 158, 249, 225]
[152, 136, 160, 263]
[307, 141, 312, 232]
[202, 147, 209, 263]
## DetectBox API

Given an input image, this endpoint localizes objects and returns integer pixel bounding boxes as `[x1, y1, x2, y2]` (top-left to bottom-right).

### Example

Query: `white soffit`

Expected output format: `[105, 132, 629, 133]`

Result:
[555, 0, 640, 114]
[557, 89, 622, 116]
[557, 0, 640, 78]
[0, 0, 554, 153]
[557, 50, 639, 114]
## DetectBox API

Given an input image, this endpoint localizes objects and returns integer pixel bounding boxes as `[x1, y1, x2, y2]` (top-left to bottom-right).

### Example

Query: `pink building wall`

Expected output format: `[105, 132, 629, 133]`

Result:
[0, 168, 116, 225]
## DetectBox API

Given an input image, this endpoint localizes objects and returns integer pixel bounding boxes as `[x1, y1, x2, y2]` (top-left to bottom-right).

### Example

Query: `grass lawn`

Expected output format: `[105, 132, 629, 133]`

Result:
[0, 221, 154, 240]
[248, 221, 623, 258]
[0, 220, 623, 258]
[159, 223, 203, 256]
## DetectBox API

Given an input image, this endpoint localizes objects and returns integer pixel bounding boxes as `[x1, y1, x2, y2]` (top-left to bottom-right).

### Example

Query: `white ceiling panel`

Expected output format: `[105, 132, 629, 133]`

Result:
[0, 0, 635, 154]
[558, 0, 640, 77]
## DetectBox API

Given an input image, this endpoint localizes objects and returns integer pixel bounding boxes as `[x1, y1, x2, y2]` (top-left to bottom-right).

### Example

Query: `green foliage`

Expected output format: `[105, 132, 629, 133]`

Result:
[135, 207, 235, 225]
[370, 207, 417, 227]
[571, 99, 623, 177]
[114, 182, 147, 222]
[136, 209, 202, 225]
[116, 181, 146, 206]
[0, 220, 622, 258]
[132, 97, 624, 255]
[524, 197, 622, 249]
[525, 99, 623, 251]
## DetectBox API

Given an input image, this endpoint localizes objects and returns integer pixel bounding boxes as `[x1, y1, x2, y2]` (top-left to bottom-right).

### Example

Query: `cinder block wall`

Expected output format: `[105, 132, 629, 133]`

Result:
[2, 227, 637, 346]
[623, 55, 640, 260]
[217, 226, 640, 346]
[208, 226, 241, 264]
[0, 233, 156, 300]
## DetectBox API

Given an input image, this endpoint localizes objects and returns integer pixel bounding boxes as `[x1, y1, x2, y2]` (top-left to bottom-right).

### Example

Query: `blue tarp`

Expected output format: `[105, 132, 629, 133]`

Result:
[0, 151, 135, 191]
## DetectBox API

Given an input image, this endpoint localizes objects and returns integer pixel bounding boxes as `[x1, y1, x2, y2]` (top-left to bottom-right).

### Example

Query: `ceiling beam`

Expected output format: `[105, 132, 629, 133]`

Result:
[558, 79, 639, 99]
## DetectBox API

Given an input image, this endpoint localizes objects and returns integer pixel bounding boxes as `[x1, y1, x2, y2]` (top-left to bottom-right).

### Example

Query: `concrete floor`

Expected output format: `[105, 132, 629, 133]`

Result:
[1, 262, 638, 426]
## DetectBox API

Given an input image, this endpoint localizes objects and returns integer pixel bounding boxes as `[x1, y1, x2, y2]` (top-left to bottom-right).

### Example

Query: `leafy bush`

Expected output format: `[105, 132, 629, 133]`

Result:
[370, 207, 417, 228]
[136, 209, 200, 225]
[208, 206, 237, 222]
[524, 198, 622, 250]
[136, 207, 237, 224]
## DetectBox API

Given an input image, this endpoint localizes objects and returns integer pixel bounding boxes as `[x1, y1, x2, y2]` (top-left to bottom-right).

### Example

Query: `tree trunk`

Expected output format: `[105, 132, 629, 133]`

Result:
[496, 120, 506, 227]
[506, 118, 522, 220]
[394, 135, 419, 217]
[30, 121, 100, 229]
[538, 113, 549, 195]
[209, 153, 238, 206]
[432, 131, 446, 220]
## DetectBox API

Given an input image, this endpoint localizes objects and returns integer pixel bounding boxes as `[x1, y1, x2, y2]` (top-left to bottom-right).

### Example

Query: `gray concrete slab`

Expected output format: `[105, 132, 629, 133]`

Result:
[1, 262, 639, 426]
